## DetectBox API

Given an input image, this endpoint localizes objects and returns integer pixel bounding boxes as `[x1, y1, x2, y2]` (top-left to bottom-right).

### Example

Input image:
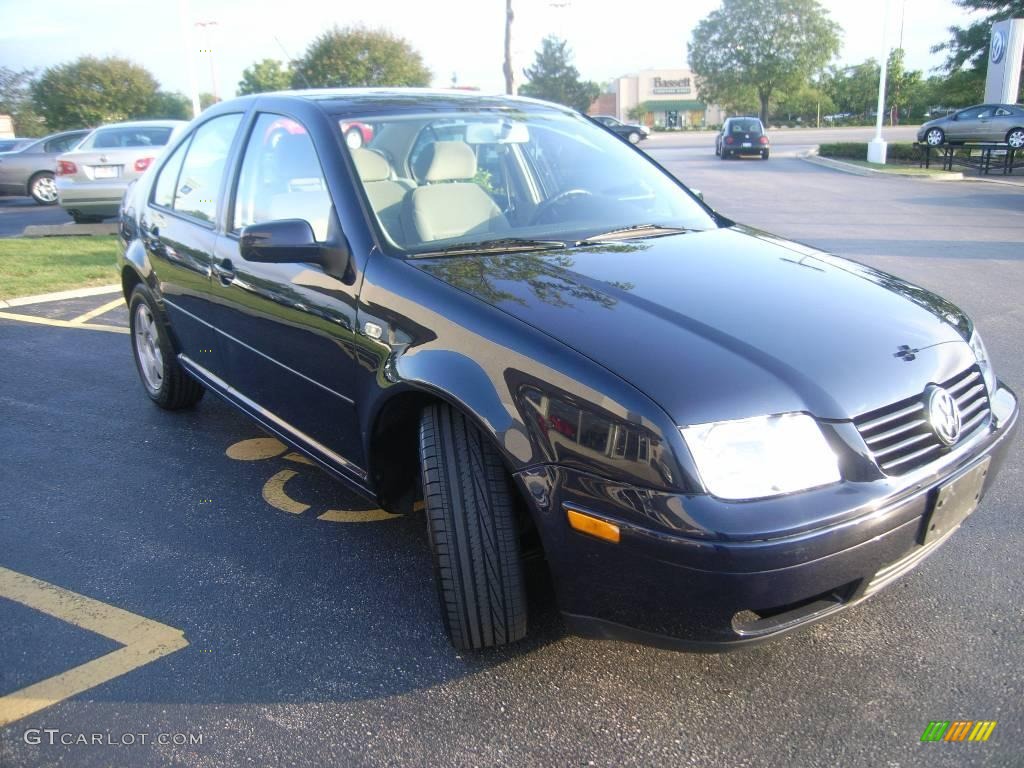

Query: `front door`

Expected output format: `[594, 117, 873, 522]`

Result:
[207, 112, 366, 482]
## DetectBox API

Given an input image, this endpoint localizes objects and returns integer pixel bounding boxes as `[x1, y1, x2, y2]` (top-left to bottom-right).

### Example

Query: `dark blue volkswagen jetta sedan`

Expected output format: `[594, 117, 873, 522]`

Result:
[117, 90, 1018, 651]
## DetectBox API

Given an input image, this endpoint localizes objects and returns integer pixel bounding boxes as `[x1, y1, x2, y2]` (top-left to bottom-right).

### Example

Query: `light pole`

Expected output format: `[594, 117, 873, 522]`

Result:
[503, 0, 515, 95]
[867, 0, 891, 164]
[177, 0, 201, 118]
[195, 20, 219, 105]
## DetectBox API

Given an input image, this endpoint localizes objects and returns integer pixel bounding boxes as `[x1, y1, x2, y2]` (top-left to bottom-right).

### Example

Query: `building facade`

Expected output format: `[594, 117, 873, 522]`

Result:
[590, 69, 725, 129]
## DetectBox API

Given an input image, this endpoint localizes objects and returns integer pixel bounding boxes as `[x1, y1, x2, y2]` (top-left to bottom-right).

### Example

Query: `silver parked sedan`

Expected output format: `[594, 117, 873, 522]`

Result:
[917, 103, 1024, 148]
[0, 130, 90, 204]
[56, 120, 186, 222]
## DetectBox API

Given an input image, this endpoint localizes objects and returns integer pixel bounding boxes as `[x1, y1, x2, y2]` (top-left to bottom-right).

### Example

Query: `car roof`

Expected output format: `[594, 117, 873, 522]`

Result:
[90, 120, 188, 130]
[212, 88, 577, 118]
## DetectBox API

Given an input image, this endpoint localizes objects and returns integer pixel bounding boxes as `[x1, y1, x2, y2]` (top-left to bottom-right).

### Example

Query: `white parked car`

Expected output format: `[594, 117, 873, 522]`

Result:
[56, 120, 186, 223]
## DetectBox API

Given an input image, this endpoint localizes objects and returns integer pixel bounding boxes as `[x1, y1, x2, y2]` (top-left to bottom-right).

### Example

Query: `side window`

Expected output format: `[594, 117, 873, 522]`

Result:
[153, 139, 190, 209]
[233, 114, 332, 241]
[45, 135, 80, 153]
[173, 114, 242, 223]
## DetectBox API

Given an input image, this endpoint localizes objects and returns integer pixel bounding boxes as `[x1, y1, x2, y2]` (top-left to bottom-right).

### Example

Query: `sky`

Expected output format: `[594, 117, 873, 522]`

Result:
[0, 0, 979, 99]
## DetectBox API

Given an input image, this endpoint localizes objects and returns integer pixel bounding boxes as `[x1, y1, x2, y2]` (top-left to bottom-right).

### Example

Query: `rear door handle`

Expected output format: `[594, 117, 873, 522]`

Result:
[212, 259, 235, 285]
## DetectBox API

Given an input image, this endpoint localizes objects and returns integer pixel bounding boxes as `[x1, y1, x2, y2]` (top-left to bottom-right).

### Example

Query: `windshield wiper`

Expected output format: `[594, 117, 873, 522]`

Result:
[577, 224, 691, 245]
[410, 238, 569, 259]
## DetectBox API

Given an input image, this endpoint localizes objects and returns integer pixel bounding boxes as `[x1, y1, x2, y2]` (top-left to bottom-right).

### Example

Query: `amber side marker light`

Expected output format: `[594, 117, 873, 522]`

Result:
[567, 508, 620, 543]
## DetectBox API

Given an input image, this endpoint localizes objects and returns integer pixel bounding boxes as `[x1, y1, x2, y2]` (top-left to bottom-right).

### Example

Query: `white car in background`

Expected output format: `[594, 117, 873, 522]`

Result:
[56, 120, 186, 223]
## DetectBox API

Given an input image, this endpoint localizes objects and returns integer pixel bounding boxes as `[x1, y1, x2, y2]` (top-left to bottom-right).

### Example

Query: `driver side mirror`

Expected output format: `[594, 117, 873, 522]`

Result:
[240, 219, 350, 277]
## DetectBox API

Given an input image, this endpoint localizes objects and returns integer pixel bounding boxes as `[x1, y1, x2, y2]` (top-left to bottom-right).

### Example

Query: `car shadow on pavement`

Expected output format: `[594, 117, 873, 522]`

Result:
[0, 321, 565, 708]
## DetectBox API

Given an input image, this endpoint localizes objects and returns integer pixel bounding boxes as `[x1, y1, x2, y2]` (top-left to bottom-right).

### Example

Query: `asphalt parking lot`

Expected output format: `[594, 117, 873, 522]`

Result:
[1, 154, 1022, 767]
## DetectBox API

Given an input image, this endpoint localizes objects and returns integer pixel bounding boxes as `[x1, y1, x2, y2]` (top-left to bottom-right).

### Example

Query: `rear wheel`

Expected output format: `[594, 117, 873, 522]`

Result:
[28, 172, 58, 205]
[70, 212, 105, 224]
[720, 149, 730, 160]
[345, 128, 364, 149]
[761, 150, 770, 160]
[129, 285, 204, 410]
[418, 403, 527, 650]
[627, 131, 641, 144]
[1007, 128, 1024, 150]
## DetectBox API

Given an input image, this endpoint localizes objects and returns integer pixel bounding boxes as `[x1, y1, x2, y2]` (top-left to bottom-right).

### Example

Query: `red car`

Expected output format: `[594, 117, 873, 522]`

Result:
[340, 121, 374, 148]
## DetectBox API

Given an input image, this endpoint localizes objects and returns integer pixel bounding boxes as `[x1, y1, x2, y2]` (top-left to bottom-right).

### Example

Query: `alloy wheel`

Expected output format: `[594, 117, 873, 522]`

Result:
[32, 175, 58, 204]
[133, 303, 164, 393]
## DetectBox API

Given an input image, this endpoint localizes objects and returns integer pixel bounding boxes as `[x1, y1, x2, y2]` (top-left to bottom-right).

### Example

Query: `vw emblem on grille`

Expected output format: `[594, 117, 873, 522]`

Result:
[926, 385, 961, 446]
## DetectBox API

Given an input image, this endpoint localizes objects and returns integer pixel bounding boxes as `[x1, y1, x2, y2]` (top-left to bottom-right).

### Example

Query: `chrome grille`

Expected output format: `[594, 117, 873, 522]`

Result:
[855, 366, 991, 475]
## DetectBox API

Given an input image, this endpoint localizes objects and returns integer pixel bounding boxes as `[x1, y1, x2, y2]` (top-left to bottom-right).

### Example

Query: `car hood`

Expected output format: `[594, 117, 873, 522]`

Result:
[413, 226, 975, 425]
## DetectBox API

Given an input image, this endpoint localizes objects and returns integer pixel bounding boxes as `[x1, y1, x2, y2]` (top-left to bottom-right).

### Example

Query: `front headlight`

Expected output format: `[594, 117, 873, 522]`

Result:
[681, 413, 841, 501]
[969, 329, 996, 395]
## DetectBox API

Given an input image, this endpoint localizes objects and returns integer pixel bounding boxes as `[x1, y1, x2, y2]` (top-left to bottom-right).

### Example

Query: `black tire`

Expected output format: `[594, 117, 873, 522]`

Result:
[418, 403, 527, 650]
[720, 149, 730, 160]
[1007, 128, 1024, 150]
[761, 150, 770, 160]
[70, 212, 104, 224]
[128, 285, 204, 410]
[28, 172, 58, 205]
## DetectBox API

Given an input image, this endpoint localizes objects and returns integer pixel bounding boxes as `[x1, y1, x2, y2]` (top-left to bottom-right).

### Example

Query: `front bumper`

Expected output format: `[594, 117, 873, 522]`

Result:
[514, 383, 1018, 649]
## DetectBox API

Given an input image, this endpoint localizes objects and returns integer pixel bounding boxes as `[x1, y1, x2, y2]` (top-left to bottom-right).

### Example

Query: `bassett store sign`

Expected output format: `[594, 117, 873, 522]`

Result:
[651, 77, 691, 94]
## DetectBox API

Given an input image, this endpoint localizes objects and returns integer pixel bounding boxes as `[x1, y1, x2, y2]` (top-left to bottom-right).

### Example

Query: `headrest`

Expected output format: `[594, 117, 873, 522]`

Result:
[423, 141, 477, 182]
[351, 148, 390, 182]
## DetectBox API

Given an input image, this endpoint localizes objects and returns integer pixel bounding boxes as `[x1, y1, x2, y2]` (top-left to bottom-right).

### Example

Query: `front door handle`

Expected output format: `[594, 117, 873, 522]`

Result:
[212, 259, 235, 285]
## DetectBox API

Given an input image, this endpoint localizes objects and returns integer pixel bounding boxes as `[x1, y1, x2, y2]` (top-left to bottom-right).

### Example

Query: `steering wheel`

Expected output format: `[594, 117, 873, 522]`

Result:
[531, 188, 594, 225]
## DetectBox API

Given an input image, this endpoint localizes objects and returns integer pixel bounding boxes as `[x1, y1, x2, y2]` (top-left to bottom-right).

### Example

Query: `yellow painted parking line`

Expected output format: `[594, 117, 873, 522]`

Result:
[226, 436, 288, 461]
[0, 566, 188, 728]
[0, 310, 128, 334]
[69, 297, 125, 324]
[283, 452, 315, 466]
[262, 469, 310, 514]
[317, 508, 403, 522]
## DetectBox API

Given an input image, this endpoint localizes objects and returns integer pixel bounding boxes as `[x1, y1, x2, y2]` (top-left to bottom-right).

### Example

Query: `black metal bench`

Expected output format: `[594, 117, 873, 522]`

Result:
[917, 141, 1020, 176]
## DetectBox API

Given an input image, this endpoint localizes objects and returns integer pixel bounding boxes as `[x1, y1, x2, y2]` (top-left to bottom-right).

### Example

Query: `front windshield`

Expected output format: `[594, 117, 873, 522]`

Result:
[334, 109, 716, 255]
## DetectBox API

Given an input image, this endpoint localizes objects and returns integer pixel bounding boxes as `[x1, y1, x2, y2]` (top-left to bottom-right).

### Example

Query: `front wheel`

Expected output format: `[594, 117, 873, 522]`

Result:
[627, 131, 641, 144]
[29, 172, 58, 205]
[925, 127, 945, 147]
[418, 403, 527, 650]
[1007, 128, 1024, 150]
[129, 285, 204, 410]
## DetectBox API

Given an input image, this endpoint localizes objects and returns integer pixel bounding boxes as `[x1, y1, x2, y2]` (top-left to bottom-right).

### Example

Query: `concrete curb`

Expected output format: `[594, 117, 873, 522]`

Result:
[22, 223, 118, 237]
[0, 283, 120, 308]
[801, 153, 964, 180]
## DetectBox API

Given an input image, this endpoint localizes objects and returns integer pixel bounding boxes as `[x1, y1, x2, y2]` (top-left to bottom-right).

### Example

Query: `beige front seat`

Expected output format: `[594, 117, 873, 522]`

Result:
[406, 141, 509, 243]
[350, 148, 412, 245]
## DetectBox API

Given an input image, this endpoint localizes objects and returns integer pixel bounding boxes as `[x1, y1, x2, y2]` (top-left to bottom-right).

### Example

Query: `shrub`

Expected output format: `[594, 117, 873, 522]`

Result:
[818, 142, 924, 162]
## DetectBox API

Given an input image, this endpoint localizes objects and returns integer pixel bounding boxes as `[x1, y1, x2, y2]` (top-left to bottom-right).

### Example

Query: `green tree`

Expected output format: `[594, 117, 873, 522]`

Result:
[238, 58, 293, 95]
[291, 26, 431, 89]
[31, 56, 161, 130]
[824, 61, 880, 121]
[0, 66, 45, 136]
[519, 36, 600, 112]
[148, 91, 191, 120]
[933, 0, 1024, 102]
[885, 48, 923, 124]
[774, 82, 834, 123]
[689, 0, 841, 123]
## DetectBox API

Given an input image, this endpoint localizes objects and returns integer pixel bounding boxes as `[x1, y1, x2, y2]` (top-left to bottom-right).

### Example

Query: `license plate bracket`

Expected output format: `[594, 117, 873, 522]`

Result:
[922, 457, 990, 545]
[93, 165, 119, 179]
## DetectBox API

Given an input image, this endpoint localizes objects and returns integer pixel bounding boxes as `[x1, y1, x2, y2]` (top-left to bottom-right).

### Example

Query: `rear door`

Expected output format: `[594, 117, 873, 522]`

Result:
[140, 113, 244, 380]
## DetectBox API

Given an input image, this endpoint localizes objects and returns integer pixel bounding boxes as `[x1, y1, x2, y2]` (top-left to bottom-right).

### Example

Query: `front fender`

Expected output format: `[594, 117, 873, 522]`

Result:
[354, 252, 701, 494]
